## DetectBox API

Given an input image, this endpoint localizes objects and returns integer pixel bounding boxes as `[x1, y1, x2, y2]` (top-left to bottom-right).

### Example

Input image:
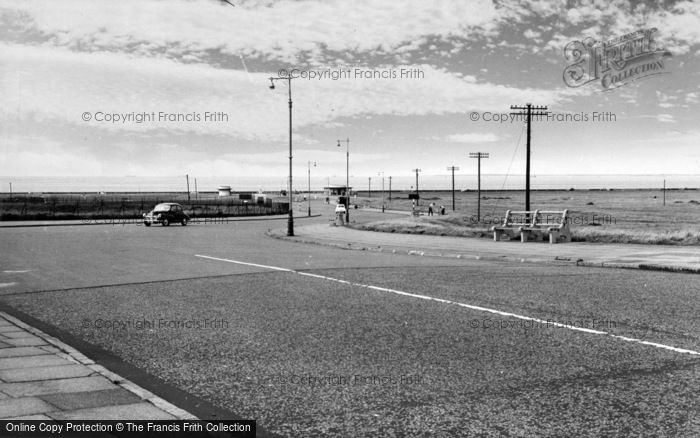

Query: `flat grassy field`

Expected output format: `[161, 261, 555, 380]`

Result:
[0, 192, 288, 220]
[350, 189, 700, 245]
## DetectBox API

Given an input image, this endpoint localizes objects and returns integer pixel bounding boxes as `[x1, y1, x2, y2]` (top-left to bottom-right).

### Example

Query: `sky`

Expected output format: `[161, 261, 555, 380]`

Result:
[1, 0, 699, 190]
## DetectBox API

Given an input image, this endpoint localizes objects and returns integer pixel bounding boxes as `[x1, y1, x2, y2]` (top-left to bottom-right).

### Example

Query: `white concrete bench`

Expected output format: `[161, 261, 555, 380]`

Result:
[491, 210, 571, 244]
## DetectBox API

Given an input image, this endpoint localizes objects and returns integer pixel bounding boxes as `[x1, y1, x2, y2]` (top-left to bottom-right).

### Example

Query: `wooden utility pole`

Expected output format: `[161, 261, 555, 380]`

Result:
[509, 103, 548, 210]
[469, 153, 489, 221]
[412, 168, 422, 205]
[388, 176, 392, 202]
[186, 174, 190, 201]
[663, 179, 666, 206]
[446, 166, 460, 211]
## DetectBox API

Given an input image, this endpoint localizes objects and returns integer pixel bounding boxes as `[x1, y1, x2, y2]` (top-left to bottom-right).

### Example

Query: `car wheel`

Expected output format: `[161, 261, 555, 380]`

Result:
[144, 221, 151, 227]
[181, 218, 188, 226]
[162, 218, 170, 226]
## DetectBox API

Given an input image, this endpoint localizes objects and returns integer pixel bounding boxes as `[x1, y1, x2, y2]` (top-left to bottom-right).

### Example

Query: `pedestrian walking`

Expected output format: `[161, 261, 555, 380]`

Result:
[428, 202, 434, 216]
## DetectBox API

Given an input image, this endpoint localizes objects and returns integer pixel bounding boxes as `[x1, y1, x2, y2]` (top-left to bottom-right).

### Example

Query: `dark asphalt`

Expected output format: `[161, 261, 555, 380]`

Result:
[1, 214, 699, 437]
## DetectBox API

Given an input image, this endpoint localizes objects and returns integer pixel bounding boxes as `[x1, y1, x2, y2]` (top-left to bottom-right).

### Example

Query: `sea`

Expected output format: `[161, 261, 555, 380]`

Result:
[1, 175, 698, 193]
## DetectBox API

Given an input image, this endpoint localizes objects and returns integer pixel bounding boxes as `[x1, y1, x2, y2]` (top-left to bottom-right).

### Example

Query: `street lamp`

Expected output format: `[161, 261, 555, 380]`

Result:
[308, 161, 316, 216]
[269, 73, 296, 236]
[337, 138, 350, 223]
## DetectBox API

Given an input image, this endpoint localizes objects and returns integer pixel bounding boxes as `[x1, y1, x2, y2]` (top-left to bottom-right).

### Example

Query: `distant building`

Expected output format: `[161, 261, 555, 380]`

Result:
[218, 185, 232, 197]
[324, 185, 352, 196]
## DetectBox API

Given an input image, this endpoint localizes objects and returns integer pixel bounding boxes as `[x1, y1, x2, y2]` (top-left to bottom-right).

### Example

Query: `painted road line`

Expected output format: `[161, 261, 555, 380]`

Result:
[3, 270, 32, 273]
[0, 282, 17, 288]
[194, 254, 700, 356]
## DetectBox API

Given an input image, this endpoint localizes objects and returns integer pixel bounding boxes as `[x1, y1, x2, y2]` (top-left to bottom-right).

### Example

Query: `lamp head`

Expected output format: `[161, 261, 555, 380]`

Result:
[268, 78, 275, 89]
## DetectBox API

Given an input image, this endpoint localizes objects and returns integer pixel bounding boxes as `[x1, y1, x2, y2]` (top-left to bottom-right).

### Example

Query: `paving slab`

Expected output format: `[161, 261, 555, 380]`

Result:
[0, 330, 40, 339]
[0, 355, 74, 370]
[5, 414, 54, 421]
[0, 376, 117, 397]
[3, 336, 48, 347]
[0, 363, 93, 382]
[0, 312, 197, 420]
[39, 388, 142, 411]
[50, 402, 177, 421]
[0, 396, 58, 418]
[0, 325, 25, 333]
[0, 346, 49, 358]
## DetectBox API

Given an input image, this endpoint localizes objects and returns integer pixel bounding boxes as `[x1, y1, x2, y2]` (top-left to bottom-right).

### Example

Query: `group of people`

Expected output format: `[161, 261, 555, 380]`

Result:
[427, 202, 446, 216]
[332, 199, 446, 225]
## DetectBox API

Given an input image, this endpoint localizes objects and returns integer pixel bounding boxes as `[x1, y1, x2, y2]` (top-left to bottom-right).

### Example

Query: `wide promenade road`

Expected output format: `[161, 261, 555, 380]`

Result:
[1, 214, 699, 436]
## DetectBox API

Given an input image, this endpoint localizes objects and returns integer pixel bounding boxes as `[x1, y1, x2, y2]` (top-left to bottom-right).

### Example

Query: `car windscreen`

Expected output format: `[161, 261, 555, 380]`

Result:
[153, 204, 172, 212]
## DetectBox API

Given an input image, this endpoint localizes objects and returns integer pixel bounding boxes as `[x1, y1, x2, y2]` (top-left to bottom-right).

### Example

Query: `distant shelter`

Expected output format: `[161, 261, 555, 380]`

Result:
[324, 185, 352, 196]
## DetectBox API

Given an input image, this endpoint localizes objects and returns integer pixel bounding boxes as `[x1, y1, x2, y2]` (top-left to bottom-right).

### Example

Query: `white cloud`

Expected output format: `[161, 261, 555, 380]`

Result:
[1, 43, 571, 141]
[1, 0, 502, 63]
[445, 133, 498, 143]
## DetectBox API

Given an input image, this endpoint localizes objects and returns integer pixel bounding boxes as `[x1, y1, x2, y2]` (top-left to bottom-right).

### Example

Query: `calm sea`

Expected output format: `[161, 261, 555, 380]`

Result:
[1, 175, 698, 193]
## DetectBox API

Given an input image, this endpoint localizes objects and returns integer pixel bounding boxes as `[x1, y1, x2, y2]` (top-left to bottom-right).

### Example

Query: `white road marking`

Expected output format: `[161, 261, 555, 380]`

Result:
[0, 282, 17, 288]
[2, 270, 31, 273]
[195, 254, 700, 356]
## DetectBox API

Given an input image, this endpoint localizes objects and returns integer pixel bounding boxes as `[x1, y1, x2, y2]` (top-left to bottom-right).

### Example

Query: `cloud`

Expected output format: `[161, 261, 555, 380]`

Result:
[1, 0, 502, 63]
[445, 133, 498, 143]
[1, 43, 571, 142]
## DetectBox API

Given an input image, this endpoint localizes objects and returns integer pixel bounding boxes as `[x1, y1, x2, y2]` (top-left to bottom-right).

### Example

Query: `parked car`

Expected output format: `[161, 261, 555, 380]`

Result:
[143, 203, 189, 227]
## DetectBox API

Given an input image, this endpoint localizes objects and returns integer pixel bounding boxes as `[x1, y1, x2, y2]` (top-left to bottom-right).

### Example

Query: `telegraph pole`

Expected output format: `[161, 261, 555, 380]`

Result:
[368, 177, 371, 198]
[412, 168, 422, 205]
[186, 174, 190, 202]
[509, 103, 548, 210]
[379, 172, 385, 212]
[446, 166, 460, 211]
[308, 161, 316, 216]
[388, 176, 392, 202]
[469, 153, 489, 222]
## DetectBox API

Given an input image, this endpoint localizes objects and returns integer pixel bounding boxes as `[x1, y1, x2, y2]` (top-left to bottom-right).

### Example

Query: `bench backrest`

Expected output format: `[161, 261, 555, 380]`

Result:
[502, 210, 536, 226]
[502, 210, 568, 227]
[536, 210, 568, 226]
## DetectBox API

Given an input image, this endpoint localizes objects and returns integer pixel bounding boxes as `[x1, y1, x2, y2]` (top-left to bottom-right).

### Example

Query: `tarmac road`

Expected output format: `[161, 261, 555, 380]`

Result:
[1, 214, 699, 437]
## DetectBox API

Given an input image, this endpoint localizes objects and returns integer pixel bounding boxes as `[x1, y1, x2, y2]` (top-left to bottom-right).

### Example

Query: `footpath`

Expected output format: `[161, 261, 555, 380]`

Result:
[279, 222, 700, 273]
[0, 312, 195, 420]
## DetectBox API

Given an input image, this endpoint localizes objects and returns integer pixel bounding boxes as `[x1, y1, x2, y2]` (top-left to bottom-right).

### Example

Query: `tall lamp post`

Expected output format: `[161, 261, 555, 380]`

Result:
[269, 73, 296, 236]
[337, 138, 350, 223]
[368, 177, 372, 198]
[307, 161, 316, 216]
